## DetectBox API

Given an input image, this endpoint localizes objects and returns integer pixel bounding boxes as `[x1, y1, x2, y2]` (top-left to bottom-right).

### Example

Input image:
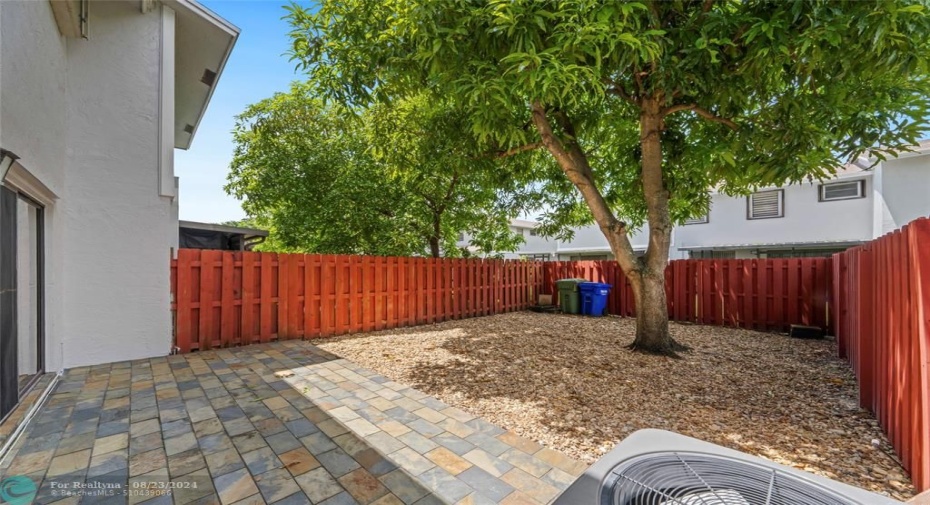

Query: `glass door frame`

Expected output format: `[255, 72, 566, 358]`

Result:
[16, 192, 45, 396]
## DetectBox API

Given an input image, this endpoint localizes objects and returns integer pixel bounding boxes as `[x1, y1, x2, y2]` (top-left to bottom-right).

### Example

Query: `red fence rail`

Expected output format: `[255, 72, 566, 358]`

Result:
[833, 218, 930, 491]
[540, 258, 833, 333]
[170, 249, 541, 353]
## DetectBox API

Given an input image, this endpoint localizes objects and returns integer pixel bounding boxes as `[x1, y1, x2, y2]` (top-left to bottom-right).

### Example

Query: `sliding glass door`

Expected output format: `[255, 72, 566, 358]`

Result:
[0, 186, 45, 421]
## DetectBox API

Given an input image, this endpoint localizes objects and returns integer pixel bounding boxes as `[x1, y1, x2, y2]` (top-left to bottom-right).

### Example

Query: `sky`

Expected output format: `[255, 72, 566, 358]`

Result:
[175, 1, 309, 224]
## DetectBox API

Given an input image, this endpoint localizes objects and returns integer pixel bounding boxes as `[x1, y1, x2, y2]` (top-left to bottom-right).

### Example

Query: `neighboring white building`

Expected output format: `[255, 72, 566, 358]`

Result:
[0, 0, 236, 416]
[491, 219, 653, 261]
[460, 142, 930, 261]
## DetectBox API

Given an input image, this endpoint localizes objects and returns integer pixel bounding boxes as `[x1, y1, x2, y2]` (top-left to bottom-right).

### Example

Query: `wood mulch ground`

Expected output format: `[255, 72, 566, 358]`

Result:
[315, 311, 915, 501]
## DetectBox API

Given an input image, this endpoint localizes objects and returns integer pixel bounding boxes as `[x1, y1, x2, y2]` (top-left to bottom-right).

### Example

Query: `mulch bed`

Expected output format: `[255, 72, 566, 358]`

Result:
[315, 311, 915, 500]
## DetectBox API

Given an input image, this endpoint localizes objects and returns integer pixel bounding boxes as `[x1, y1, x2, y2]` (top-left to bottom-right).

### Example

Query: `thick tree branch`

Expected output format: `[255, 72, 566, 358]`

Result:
[662, 103, 739, 130]
[633, 69, 645, 96]
[412, 187, 437, 211]
[702, 0, 714, 13]
[436, 174, 460, 214]
[529, 101, 641, 274]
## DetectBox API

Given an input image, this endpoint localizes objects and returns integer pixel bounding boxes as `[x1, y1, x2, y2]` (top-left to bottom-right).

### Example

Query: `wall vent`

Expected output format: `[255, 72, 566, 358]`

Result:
[201, 69, 217, 86]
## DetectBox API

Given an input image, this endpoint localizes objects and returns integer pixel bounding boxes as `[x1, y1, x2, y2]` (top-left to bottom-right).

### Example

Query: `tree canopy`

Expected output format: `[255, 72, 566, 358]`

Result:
[285, 0, 930, 353]
[226, 84, 538, 257]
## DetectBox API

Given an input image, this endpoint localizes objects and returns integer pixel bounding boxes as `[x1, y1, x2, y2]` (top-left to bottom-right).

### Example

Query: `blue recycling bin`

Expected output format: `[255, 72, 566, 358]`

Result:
[579, 282, 612, 316]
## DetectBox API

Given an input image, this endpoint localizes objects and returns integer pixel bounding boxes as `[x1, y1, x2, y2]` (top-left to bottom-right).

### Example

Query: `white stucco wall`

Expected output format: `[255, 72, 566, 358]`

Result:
[60, 1, 173, 367]
[1, 0, 69, 372]
[878, 154, 930, 234]
[512, 226, 557, 255]
[675, 176, 875, 251]
[1, 1, 176, 369]
[0, 0, 69, 194]
[555, 224, 653, 254]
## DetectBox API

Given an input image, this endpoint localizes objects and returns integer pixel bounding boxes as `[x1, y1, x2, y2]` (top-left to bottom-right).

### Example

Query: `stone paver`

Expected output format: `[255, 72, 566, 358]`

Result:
[0, 341, 583, 504]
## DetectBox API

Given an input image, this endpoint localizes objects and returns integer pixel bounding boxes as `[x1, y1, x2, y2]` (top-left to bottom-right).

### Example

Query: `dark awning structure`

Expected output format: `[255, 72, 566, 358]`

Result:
[179, 220, 267, 251]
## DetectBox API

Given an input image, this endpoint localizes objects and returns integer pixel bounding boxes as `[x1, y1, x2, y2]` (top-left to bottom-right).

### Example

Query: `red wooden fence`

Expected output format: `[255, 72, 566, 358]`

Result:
[833, 218, 930, 491]
[171, 241, 930, 490]
[170, 249, 541, 353]
[171, 252, 836, 351]
[540, 258, 833, 333]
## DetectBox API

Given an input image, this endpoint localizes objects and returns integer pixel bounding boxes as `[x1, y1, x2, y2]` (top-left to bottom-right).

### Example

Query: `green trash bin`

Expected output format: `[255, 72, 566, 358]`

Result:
[555, 278, 587, 314]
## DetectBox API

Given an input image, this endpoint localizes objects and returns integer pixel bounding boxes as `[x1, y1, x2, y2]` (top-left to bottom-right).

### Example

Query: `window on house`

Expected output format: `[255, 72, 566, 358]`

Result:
[684, 213, 709, 225]
[747, 190, 784, 219]
[529, 228, 538, 236]
[568, 254, 613, 261]
[689, 250, 736, 259]
[764, 248, 848, 258]
[457, 233, 465, 241]
[819, 180, 865, 202]
[523, 253, 549, 261]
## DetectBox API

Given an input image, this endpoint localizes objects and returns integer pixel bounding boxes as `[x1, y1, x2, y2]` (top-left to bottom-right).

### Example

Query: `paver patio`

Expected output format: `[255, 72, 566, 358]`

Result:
[0, 341, 584, 505]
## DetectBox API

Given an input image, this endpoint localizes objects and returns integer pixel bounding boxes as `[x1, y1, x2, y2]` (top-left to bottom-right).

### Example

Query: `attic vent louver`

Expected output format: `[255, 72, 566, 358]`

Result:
[201, 69, 217, 86]
[183, 124, 195, 134]
[748, 190, 783, 219]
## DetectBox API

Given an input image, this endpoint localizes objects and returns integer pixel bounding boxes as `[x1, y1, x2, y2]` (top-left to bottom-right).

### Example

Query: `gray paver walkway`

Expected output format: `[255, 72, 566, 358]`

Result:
[0, 341, 584, 505]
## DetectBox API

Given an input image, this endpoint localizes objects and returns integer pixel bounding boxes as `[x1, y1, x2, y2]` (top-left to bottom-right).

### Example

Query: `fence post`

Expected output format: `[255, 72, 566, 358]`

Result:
[907, 219, 930, 490]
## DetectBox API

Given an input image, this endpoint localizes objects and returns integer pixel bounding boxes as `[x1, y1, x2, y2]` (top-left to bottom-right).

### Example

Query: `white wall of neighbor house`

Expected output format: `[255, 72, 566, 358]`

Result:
[511, 225, 556, 255]
[462, 148, 929, 261]
[1, 1, 176, 369]
[554, 224, 657, 258]
[878, 154, 930, 235]
[675, 175, 875, 253]
[476, 221, 672, 261]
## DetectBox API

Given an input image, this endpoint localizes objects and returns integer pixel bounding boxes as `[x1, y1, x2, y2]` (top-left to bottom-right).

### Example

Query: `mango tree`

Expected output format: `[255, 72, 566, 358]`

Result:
[286, 0, 930, 354]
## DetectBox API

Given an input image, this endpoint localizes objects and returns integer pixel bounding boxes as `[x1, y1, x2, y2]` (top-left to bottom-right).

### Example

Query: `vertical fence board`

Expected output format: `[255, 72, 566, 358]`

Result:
[832, 217, 930, 492]
[198, 250, 216, 350]
[175, 250, 194, 353]
[221, 253, 236, 346]
[241, 252, 255, 344]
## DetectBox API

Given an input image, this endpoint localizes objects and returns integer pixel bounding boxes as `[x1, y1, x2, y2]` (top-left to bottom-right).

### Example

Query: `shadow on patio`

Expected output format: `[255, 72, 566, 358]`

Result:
[315, 311, 915, 501]
[0, 344, 434, 505]
[0, 338, 584, 505]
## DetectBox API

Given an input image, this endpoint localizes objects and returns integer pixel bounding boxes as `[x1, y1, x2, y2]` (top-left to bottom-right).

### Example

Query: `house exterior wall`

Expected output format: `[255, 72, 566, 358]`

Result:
[0, 1, 176, 369]
[0, 0, 69, 195]
[60, 1, 174, 368]
[878, 154, 930, 234]
[2, 0, 70, 373]
[675, 175, 874, 253]
[464, 222, 665, 260]
[553, 224, 656, 258]
[510, 226, 555, 255]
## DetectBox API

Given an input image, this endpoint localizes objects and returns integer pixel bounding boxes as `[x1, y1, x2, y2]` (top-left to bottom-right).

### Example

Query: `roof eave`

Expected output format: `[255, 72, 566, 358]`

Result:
[169, 0, 239, 150]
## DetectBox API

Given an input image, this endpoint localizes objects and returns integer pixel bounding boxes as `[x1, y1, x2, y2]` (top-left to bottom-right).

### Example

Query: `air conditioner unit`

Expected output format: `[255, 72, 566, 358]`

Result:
[553, 429, 901, 505]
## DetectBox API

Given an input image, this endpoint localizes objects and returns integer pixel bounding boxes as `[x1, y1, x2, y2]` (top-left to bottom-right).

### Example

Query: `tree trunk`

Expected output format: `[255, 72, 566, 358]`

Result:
[628, 269, 685, 354]
[428, 215, 441, 258]
[529, 99, 685, 356]
[628, 97, 686, 354]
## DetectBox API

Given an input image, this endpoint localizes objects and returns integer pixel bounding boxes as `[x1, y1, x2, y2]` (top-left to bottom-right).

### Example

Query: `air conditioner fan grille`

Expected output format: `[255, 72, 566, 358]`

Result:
[601, 451, 862, 505]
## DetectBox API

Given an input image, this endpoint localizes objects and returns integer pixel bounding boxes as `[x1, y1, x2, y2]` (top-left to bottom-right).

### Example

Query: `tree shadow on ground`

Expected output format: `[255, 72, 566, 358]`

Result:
[315, 311, 914, 500]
